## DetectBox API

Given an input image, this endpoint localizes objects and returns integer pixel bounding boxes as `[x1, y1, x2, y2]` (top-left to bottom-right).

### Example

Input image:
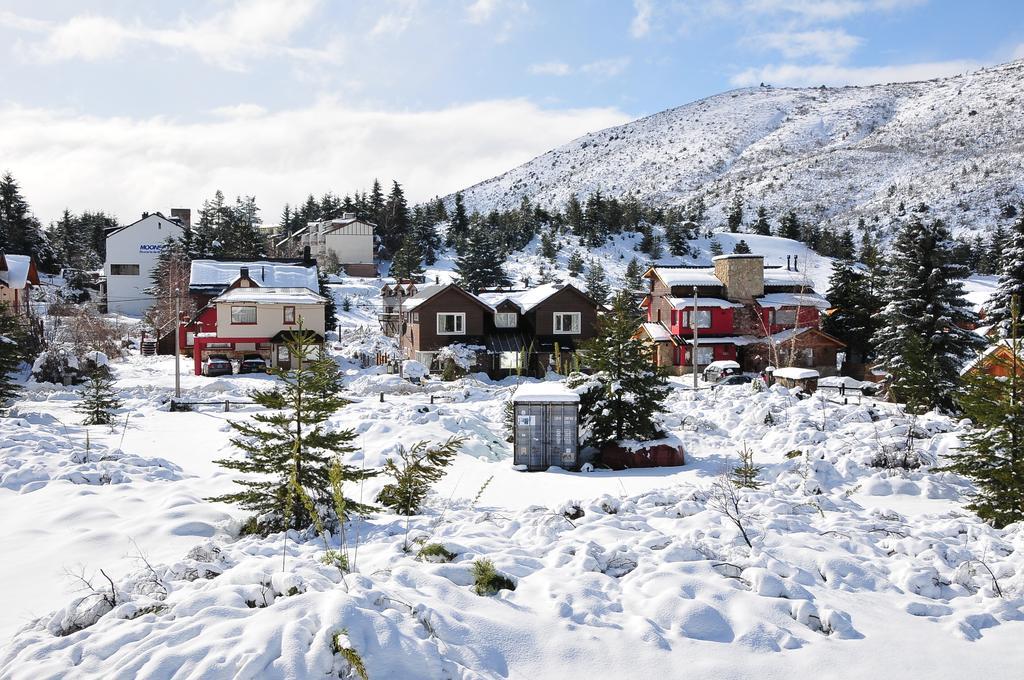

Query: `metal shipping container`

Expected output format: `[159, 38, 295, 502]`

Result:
[512, 383, 580, 471]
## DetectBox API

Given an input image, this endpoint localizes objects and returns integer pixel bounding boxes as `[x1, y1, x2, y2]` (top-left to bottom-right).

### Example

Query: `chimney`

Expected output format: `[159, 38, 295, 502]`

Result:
[171, 208, 192, 229]
[794, 255, 799, 271]
[786, 255, 791, 271]
[239, 266, 250, 284]
[142, 211, 150, 219]
[713, 254, 765, 301]
[303, 245, 312, 262]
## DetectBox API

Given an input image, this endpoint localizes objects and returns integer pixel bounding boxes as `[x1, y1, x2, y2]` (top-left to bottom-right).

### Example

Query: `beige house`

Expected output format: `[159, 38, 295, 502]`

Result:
[286, 214, 377, 276]
[191, 287, 327, 374]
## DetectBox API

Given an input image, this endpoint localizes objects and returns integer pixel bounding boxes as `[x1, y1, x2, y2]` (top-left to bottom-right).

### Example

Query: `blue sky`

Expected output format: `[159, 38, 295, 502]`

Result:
[0, 0, 1021, 222]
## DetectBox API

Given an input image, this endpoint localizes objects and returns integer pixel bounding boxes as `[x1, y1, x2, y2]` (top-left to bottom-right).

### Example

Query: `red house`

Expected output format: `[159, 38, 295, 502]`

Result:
[637, 254, 845, 376]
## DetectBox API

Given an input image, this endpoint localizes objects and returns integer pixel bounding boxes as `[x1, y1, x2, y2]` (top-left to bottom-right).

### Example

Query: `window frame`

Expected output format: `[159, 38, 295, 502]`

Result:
[283, 305, 296, 325]
[773, 308, 797, 326]
[109, 264, 141, 276]
[494, 311, 518, 328]
[695, 346, 715, 365]
[681, 309, 712, 329]
[436, 312, 466, 335]
[553, 311, 581, 334]
[230, 305, 258, 325]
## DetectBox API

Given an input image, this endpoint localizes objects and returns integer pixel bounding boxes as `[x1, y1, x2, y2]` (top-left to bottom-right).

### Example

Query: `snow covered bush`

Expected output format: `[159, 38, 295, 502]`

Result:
[31, 351, 82, 385]
[435, 343, 482, 380]
[471, 558, 516, 596]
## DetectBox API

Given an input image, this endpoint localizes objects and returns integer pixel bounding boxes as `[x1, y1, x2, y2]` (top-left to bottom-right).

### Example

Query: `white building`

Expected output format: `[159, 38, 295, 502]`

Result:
[286, 213, 376, 276]
[103, 213, 186, 317]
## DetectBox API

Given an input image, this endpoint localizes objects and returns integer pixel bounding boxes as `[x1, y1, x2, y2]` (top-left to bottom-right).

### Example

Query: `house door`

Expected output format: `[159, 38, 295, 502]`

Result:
[277, 345, 292, 370]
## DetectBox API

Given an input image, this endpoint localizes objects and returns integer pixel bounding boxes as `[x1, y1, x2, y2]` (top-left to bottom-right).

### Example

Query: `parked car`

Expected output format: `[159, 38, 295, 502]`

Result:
[203, 355, 233, 377]
[238, 354, 268, 374]
[715, 374, 751, 386]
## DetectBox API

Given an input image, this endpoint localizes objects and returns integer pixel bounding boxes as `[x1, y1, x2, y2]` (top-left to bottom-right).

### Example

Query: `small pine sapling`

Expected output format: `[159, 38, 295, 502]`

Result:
[376, 436, 465, 516]
[471, 558, 516, 596]
[76, 367, 122, 425]
[731, 442, 763, 489]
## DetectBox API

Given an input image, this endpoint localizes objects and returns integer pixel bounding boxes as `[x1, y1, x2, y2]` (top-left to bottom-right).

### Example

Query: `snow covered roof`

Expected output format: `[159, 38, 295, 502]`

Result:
[639, 322, 673, 342]
[0, 254, 36, 289]
[756, 292, 830, 309]
[479, 283, 588, 313]
[763, 270, 812, 286]
[682, 336, 753, 346]
[773, 367, 820, 380]
[402, 284, 495, 312]
[212, 287, 327, 305]
[189, 260, 318, 292]
[667, 297, 742, 309]
[650, 267, 723, 287]
[512, 382, 580, 403]
[705, 360, 740, 370]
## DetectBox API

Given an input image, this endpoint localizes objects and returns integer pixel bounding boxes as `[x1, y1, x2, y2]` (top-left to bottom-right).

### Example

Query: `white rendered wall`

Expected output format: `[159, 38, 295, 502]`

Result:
[104, 215, 184, 317]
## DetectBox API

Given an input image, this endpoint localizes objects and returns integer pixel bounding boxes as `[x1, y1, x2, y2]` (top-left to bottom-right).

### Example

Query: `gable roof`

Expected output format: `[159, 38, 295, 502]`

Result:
[961, 339, 1024, 375]
[0, 253, 39, 289]
[645, 266, 723, 288]
[635, 321, 676, 344]
[479, 283, 597, 313]
[212, 287, 327, 305]
[189, 260, 318, 293]
[402, 283, 495, 312]
[104, 212, 185, 240]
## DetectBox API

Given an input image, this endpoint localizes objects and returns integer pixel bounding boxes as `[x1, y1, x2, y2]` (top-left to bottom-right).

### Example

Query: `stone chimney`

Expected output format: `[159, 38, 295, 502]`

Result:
[713, 254, 764, 301]
[170, 208, 192, 229]
[239, 266, 250, 287]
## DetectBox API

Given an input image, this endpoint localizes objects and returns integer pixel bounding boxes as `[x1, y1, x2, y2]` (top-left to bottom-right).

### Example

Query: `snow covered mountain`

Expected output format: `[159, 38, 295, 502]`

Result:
[456, 60, 1024, 237]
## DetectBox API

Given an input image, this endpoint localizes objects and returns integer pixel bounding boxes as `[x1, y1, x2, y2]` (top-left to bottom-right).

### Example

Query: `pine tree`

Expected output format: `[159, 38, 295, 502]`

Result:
[624, 257, 643, 291]
[226, 195, 265, 259]
[942, 298, 1024, 527]
[539, 230, 557, 261]
[380, 181, 411, 253]
[726, 194, 744, 233]
[709, 239, 724, 256]
[872, 218, 986, 411]
[986, 224, 1008, 274]
[665, 220, 689, 256]
[584, 260, 610, 306]
[732, 239, 752, 254]
[454, 226, 509, 293]
[319, 270, 337, 333]
[75, 368, 122, 425]
[411, 207, 441, 265]
[375, 436, 464, 515]
[731, 444, 763, 489]
[823, 258, 880, 364]
[0, 304, 26, 406]
[368, 179, 385, 229]
[750, 206, 771, 236]
[390, 236, 424, 281]
[778, 211, 801, 241]
[567, 251, 585, 277]
[209, 333, 377, 534]
[985, 215, 1024, 336]
[565, 195, 585, 236]
[580, 291, 669, 445]
[0, 172, 55, 270]
[446, 192, 470, 248]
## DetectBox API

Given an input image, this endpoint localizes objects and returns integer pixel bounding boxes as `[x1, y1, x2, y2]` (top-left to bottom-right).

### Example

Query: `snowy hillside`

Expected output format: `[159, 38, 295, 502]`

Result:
[456, 60, 1024, 237]
[3, 352, 1024, 679]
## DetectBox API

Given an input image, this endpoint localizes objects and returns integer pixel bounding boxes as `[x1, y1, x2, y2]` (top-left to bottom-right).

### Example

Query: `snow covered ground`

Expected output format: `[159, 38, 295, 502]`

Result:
[2, 338, 1023, 678]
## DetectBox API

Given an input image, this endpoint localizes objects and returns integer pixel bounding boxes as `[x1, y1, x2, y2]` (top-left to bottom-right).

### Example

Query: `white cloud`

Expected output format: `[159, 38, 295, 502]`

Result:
[741, 0, 926, 22]
[1013, 43, 1024, 60]
[465, 0, 501, 24]
[370, 0, 420, 37]
[529, 61, 572, 76]
[753, 29, 863, 62]
[730, 58, 980, 87]
[581, 57, 631, 78]
[630, 0, 653, 38]
[8, 0, 333, 70]
[0, 99, 631, 224]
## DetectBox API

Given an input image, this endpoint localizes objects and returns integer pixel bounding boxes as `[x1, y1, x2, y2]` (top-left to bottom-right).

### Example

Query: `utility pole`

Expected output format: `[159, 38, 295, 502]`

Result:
[692, 285, 699, 390]
[174, 287, 181, 399]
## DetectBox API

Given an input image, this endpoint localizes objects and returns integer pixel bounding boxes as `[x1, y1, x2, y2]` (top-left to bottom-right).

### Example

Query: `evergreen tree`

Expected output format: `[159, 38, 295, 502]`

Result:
[0, 303, 27, 406]
[579, 291, 669, 444]
[750, 206, 771, 236]
[380, 181, 411, 253]
[539, 229, 557, 261]
[985, 224, 1008, 274]
[624, 257, 643, 291]
[872, 218, 985, 411]
[278, 203, 294, 238]
[410, 207, 441, 266]
[778, 211, 802, 241]
[390, 236, 424, 281]
[454, 226, 509, 293]
[942, 300, 1024, 527]
[584, 260, 610, 306]
[726, 194, 744, 233]
[227, 195, 265, 259]
[567, 251, 585, 277]
[665, 220, 689, 256]
[446, 192, 470, 248]
[986, 215, 1024, 336]
[732, 239, 752, 254]
[823, 258, 880, 363]
[709, 239, 724, 257]
[368, 179, 386, 228]
[731, 444, 763, 489]
[75, 368, 122, 426]
[0, 172, 54, 270]
[209, 333, 376, 533]
[375, 437, 464, 515]
[565, 195, 585, 236]
[319, 270, 337, 333]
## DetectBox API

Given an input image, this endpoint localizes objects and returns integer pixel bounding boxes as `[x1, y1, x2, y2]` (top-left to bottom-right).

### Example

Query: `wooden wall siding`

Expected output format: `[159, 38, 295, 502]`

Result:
[527, 287, 598, 337]
[401, 287, 489, 353]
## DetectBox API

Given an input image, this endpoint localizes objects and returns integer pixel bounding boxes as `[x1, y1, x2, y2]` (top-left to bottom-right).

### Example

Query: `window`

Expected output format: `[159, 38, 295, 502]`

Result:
[681, 310, 712, 329]
[773, 309, 797, 325]
[185, 332, 195, 347]
[231, 305, 257, 324]
[277, 346, 290, 362]
[494, 312, 517, 328]
[110, 264, 140, 276]
[411, 312, 419, 323]
[795, 348, 813, 366]
[499, 351, 520, 369]
[695, 346, 714, 365]
[436, 312, 465, 335]
[283, 306, 296, 324]
[553, 312, 581, 334]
